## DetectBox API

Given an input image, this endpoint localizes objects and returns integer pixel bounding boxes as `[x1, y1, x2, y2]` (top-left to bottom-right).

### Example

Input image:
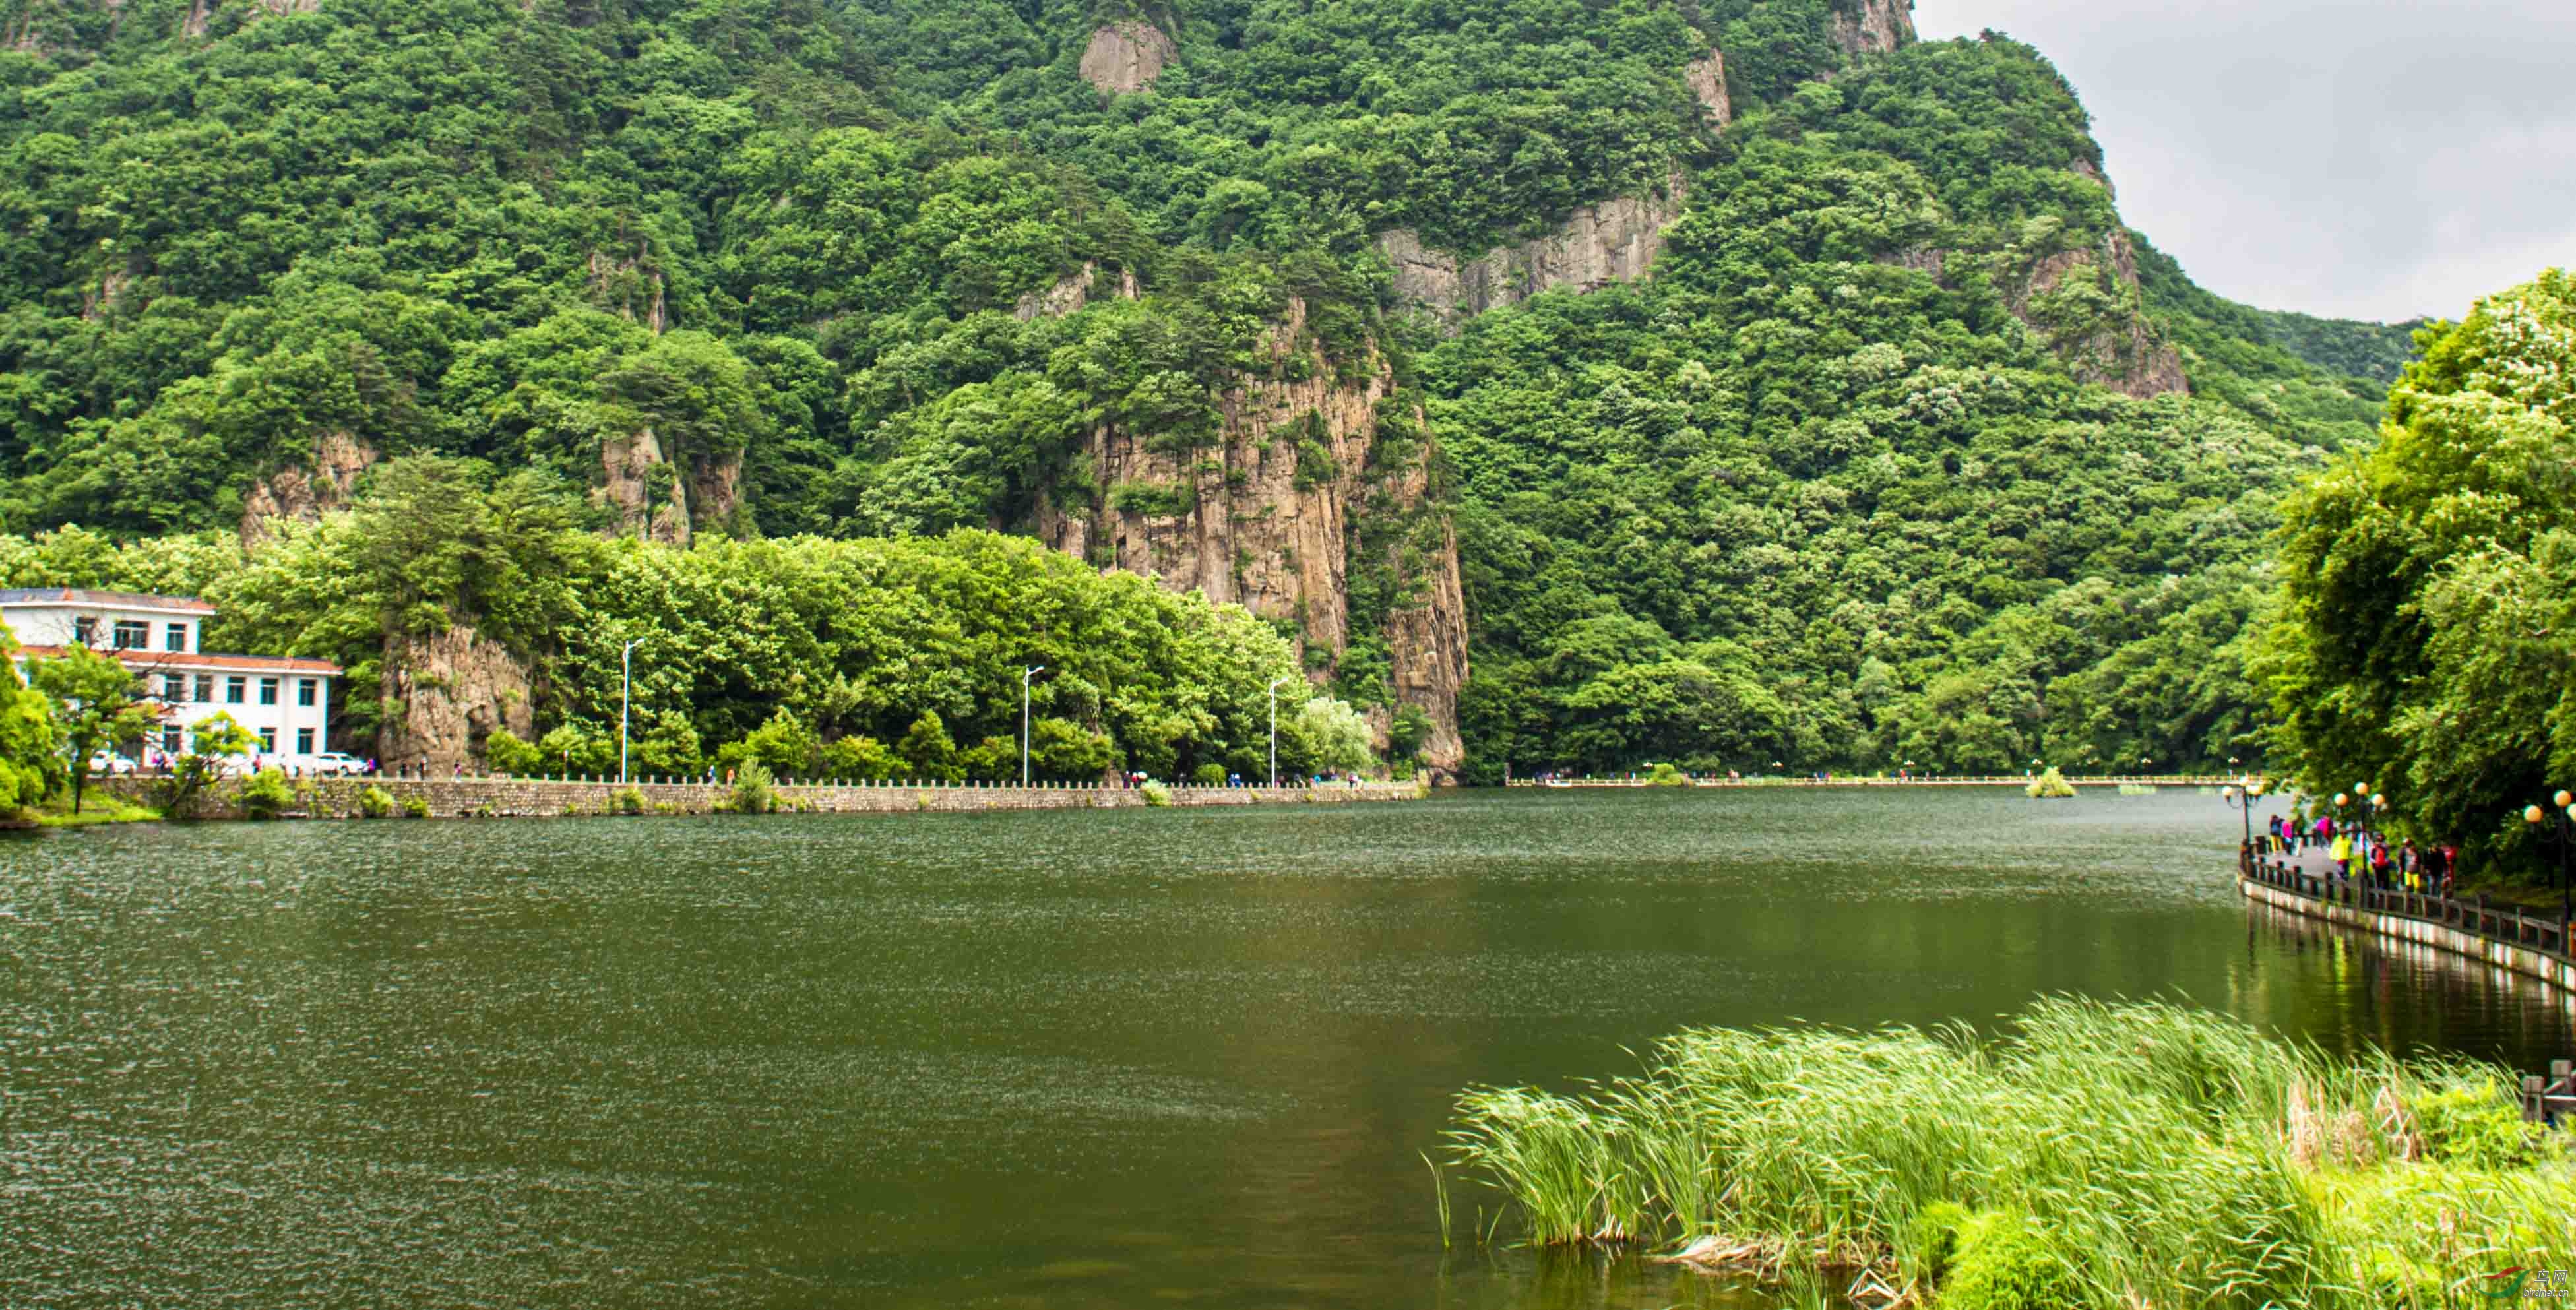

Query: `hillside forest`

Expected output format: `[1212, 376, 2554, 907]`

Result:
[0, 0, 2459, 801]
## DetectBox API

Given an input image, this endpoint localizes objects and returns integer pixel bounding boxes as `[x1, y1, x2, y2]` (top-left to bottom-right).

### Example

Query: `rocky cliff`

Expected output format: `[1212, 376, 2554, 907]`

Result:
[1377, 177, 1689, 328]
[2010, 227, 2189, 400]
[1078, 20, 1176, 94]
[1878, 162, 2188, 400]
[378, 623, 536, 772]
[1829, 0, 1914, 56]
[597, 428, 743, 547]
[240, 431, 377, 549]
[1032, 299, 1469, 775]
[1685, 51, 1732, 127]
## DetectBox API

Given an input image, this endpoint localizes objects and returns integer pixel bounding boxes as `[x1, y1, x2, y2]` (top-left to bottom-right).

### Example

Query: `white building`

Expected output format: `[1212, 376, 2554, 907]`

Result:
[1, 588, 342, 767]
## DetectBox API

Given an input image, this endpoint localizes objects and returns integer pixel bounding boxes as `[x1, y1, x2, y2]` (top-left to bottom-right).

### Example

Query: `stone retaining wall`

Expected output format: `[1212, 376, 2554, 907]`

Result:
[2240, 877, 2576, 993]
[99, 775, 1422, 821]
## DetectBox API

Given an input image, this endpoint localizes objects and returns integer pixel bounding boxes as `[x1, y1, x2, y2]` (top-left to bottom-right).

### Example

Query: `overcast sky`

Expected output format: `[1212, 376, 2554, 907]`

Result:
[1912, 0, 2576, 323]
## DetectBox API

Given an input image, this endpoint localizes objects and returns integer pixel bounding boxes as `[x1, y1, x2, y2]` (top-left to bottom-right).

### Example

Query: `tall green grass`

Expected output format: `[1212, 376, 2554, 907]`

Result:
[1447, 997, 2573, 1309]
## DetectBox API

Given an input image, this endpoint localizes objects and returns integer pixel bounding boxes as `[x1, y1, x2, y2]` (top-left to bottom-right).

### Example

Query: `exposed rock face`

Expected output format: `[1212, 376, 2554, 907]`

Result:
[1077, 20, 1176, 94]
[379, 623, 536, 772]
[1013, 261, 1141, 321]
[2011, 229, 2188, 400]
[1685, 51, 1732, 127]
[1033, 299, 1469, 776]
[1378, 177, 1688, 328]
[599, 428, 741, 546]
[1829, 0, 1914, 56]
[600, 428, 693, 544]
[588, 244, 668, 333]
[241, 431, 378, 549]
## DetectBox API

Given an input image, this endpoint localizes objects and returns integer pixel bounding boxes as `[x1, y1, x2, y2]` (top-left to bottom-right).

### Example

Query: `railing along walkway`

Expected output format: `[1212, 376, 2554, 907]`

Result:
[2240, 847, 2571, 960]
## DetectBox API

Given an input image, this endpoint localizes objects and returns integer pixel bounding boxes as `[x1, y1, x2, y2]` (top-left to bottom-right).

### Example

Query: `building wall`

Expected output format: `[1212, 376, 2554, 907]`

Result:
[142, 668, 336, 764]
[1, 600, 203, 653]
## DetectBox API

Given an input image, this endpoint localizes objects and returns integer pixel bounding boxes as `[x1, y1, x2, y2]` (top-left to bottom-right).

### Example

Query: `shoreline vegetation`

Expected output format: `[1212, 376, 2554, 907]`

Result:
[39, 772, 1427, 825]
[1444, 998, 2573, 1309]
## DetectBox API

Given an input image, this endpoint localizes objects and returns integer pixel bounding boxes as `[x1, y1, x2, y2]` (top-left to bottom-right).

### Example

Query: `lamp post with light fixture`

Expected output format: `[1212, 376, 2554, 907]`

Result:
[2523, 789, 2575, 936]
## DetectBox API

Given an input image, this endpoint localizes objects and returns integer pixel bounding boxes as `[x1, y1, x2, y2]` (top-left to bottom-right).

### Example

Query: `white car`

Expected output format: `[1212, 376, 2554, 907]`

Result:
[84, 751, 139, 776]
[307, 753, 366, 776]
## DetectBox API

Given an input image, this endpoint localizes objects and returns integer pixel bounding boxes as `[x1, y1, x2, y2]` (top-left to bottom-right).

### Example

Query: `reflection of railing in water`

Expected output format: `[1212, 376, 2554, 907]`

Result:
[1510, 774, 2230, 788]
[2238, 851, 2576, 998]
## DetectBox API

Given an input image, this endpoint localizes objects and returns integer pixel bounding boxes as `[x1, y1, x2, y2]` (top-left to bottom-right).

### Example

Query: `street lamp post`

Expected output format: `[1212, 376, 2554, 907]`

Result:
[2523, 789, 2575, 935]
[2222, 772, 2268, 862]
[619, 637, 643, 785]
[1268, 677, 1288, 788]
[1021, 666, 1046, 786]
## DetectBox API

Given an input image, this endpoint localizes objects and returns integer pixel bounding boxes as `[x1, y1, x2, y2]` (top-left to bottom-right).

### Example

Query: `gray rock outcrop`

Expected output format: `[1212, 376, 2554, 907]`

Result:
[1078, 20, 1176, 94]
[1034, 298, 1470, 776]
[1377, 177, 1687, 328]
[1830, 0, 1914, 57]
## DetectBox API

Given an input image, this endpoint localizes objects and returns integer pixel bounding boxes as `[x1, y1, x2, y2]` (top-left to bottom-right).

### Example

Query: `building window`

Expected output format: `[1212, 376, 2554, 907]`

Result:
[296, 728, 315, 755]
[73, 617, 96, 646]
[162, 727, 181, 754]
[258, 728, 277, 754]
[158, 673, 180, 701]
[193, 675, 214, 704]
[165, 623, 189, 652]
[112, 619, 148, 650]
[226, 676, 247, 704]
[258, 677, 279, 706]
[297, 679, 317, 708]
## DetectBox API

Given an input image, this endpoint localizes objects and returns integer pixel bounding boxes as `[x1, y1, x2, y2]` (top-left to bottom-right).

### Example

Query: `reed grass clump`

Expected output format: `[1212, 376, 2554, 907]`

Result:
[1446, 997, 2573, 1309]
[2025, 767, 2075, 798]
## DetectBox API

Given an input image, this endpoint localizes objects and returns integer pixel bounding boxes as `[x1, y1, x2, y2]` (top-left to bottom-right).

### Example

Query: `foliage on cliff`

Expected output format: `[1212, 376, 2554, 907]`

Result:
[2261, 269, 2576, 883]
[0, 0, 2420, 776]
[1433, 36, 2383, 781]
[0, 457, 1364, 782]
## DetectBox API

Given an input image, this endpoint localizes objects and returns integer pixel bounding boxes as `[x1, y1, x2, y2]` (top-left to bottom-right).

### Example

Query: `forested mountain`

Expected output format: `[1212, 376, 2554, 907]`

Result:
[0, 0, 2418, 780]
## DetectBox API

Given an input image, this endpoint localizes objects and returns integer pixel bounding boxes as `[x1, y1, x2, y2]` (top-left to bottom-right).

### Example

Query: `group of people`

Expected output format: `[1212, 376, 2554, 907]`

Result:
[2257, 813, 2456, 895]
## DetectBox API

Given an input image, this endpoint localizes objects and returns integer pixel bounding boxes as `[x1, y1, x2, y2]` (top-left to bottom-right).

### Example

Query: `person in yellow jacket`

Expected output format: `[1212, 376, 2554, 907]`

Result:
[2329, 832, 2353, 881]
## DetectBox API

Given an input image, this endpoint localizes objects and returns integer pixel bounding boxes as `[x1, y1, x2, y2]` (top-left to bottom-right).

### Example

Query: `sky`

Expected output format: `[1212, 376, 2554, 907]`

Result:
[1912, 0, 2576, 323]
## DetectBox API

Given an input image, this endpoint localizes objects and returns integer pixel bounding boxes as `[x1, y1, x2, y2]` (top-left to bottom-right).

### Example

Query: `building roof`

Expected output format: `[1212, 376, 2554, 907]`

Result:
[0, 588, 218, 614]
[15, 644, 341, 675]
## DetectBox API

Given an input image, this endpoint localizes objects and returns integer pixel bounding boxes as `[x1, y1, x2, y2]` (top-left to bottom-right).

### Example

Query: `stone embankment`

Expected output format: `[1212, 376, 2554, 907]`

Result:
[99, 775, 1422, 821]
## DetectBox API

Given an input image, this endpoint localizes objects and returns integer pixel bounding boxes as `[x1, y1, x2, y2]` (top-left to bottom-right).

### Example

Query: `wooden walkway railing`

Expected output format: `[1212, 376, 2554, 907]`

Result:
[2529, 1061, 2576, 1126]
[2240, 850, 2571, 959]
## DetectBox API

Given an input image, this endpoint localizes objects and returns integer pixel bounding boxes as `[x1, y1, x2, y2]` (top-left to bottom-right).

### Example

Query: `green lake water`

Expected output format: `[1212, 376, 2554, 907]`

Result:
[4, 788, 2571, 1307]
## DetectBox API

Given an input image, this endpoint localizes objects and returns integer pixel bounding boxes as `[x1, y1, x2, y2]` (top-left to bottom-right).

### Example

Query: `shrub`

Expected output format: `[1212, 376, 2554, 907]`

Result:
[2026, 766, 2076, 799]
[731, 763, 776, 815]
[358, 785, 394, 818]
[483, 728, 543, 777]
[1942, 1212, 2092, 1310]
[1140, 778, 1171, 807]
[613, 785, 646, 815]
[1906, 1201, 1972, 1284]
[237, 767, 294, 820]
[1644, 762, 1690, 787]
[1191, 763, 1228, 787]
[401, 794, 430, 818]
[2410, 1078, 2541, 1168]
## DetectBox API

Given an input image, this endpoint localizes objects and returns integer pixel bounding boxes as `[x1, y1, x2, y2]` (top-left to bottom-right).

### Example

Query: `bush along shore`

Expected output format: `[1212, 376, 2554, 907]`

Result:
[90, 772, 1424, 821]
[1443, 998, 2573, 1309]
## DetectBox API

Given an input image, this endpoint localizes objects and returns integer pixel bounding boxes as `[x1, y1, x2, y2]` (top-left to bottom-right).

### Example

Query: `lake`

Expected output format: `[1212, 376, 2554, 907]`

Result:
[4, 788, 2570, 1308]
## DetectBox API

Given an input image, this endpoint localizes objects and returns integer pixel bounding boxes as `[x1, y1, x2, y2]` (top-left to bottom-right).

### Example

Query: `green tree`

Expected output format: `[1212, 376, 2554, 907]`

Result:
[2263, 270, 2576, 885]
[28, 643, 155, 813]
[0, 621, 62, 815]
